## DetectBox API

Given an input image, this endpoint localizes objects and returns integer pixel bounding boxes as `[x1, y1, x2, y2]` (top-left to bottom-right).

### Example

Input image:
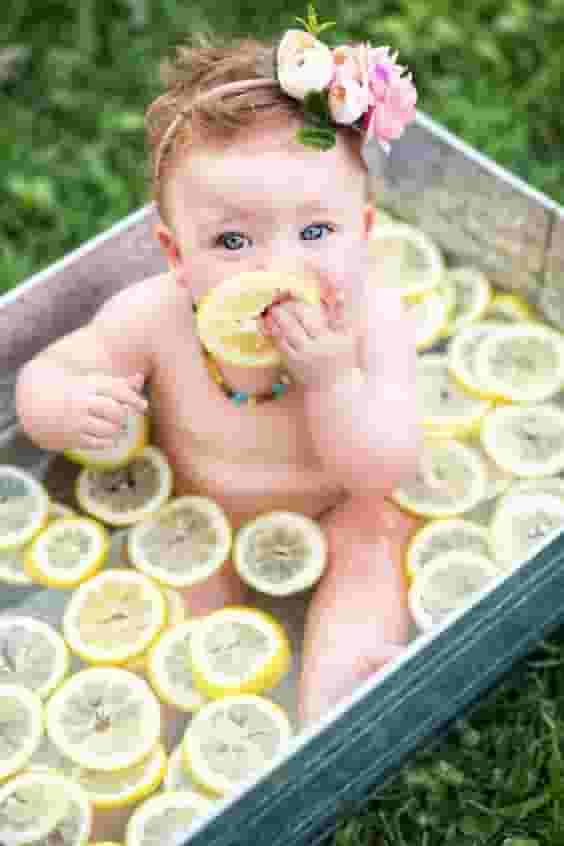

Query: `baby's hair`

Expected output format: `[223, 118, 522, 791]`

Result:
[145, 31, 370, 225]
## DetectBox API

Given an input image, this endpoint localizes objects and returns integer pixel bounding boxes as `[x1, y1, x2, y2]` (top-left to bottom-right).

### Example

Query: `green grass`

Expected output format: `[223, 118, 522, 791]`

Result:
[2, 1, 564, 842]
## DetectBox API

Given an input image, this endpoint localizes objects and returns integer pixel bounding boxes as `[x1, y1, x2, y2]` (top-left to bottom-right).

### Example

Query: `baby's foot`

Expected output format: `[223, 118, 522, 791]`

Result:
[179, 558, 248, 616]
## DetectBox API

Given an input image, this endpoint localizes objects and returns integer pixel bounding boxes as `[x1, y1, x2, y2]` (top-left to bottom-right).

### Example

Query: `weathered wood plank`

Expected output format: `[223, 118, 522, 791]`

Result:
[538, 212, 564, 329]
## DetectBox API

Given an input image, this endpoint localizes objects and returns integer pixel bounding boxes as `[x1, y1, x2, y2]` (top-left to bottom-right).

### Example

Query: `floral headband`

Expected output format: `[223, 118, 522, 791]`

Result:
[153, 5, 417, 182]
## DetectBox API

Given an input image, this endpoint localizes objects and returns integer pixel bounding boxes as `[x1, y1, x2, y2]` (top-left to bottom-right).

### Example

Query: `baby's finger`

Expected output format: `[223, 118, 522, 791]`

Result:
[78, 434, 118, 451]
[83, 415, 122, 439]
[95, 376, 148, 415]
[269, 307, 305, 350]
[283, 300, 326, 339]
[87, 395, 128, 426]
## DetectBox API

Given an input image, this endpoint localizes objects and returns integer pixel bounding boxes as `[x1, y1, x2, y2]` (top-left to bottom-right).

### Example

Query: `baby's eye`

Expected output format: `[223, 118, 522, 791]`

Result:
[301, 223, 335, 241]
[216, 231, 251, 251]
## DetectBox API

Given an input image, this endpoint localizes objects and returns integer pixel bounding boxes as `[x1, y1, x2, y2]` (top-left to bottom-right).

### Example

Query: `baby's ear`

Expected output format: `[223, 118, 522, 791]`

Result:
[154, 223, 182, 267]
[362, 203, 376, 239]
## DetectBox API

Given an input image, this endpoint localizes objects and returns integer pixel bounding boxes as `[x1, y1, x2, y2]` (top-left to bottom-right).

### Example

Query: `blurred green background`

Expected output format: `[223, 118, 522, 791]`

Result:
[3, 2, 564, 843]
[1, 0, 563, 293]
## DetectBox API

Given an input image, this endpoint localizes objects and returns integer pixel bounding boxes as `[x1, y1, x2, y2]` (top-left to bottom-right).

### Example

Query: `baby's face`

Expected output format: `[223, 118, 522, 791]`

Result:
[157, 122, 375, 308]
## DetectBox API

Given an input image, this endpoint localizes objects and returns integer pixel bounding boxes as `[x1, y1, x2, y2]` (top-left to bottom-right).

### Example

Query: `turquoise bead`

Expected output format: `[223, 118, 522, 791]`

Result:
[232, 391, 249, 405]
[272, 382, 287, 395]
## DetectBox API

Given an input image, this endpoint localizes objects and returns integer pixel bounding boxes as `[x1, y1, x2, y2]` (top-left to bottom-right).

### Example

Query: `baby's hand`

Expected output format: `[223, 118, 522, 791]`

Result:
[260, 274, 357, 391]
[64, 370, 148, 450]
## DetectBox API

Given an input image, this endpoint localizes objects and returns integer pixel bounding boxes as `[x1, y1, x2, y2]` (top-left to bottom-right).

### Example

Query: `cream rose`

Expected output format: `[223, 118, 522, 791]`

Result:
[277, 29, 335, 102]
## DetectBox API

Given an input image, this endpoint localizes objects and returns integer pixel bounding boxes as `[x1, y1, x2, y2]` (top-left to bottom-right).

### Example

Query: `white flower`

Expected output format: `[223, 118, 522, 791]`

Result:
[328, 43, 371, 125]
[277, 29, 335, 102]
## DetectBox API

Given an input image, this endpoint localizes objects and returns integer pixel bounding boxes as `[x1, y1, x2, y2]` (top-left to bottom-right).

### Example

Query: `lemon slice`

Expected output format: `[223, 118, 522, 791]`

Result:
[196, 270, 321, 368]
[0, 466, 50, 551]
[188, 607, 291, 700]
[416, 354, 492, 438]
[405, 289, 450, 351]
[125, 790, 214, 846]
[505, 477, 564, 503]
[404, 518, 492, 586]
[163, 745, 204, 793]
[24, 517, 110, 589]
[538, 276, 564, 332]
[469, 441, 514, 501]
[490, 492, 564, 572]
[66, 412, 149, 471]
[0, 545, 34, 586]
[127, 496, 232, 589]
[442, 266, 491, 336]
[48, 502, 77, 523]
[0, 771, 90, 846]
[447, 321, 507, 400]
[70, 742, 166, 810]
[146, 620, 206, 712]
[367, 223, 444, 300]
[391, 438, 488, 518]
[0, 685, 44, 781]
[487, 292, 536, 323]
[75, 446, 174, 528]
[480, 403, 564, 478]
[0, 617, 69, 700]
[63, 568, 167, 666]
[125, 588, 186, 674]
[408, 551, 499, 632]
[473, 323, 564, 403]
[182, 694, 292, 797]
[46, 667, 161, 771]
[233, 511, 327, 597]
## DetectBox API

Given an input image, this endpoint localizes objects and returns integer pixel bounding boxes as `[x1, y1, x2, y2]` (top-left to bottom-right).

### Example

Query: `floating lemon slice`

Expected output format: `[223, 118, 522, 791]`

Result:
[391, 439, 488, 518]
[70, 742, 167, 810]
[408, 551, 499, 632]
[505, 477, 564, 503]
[442, 266, 491, 336]
[538, 275, 564, 332]
[473, 322, 564, 403]
[125, 790, 214, 846]
[480, 403, 564, 478]
[48, 502, 77, 523]
[127, 496, 232, 589]
[0, 685, 44, 782]
[189, 607, 291, 700]
[405, 289, 450, 351]
[0, 466, 50, 551]
[368, 223, 444, 300]
[0, 545, 34, 586]
[163, 745, 205, 793]
[0, 617, 69, 700]
[447, 321, 507, 400]
[125, 587, 186, 674]
[0, 771, 90, 846]
[490, 492, 564, 572]
[469, 440, 515, 501]
[46, 667, 161, 771]
[404, 518, 492, 586]
[65, 412, 149, 471]
[416, 354, 492, 438]
[146, 620, 206, 713]
[233, 511, 327, 597]
[182, 694, 292, 797]
[75, 446, 174, 528]
[487, 292, 536, 323]
[63, 569, 167, 666]
[24, 517, 110, 589]
[196, 270, 321, 368]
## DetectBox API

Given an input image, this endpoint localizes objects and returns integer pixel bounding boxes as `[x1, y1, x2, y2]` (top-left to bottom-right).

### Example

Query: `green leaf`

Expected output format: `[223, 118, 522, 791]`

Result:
[296, 125, 336, 150]
[302, 90, 331, 123]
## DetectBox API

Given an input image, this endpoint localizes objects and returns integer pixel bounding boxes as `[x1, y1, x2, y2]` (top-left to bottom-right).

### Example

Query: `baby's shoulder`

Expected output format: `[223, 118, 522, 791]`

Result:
[96, 271, 174, 329]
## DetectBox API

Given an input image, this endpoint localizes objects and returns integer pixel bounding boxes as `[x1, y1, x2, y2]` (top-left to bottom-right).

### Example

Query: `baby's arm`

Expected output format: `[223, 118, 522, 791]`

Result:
[15, 283, 152, 452]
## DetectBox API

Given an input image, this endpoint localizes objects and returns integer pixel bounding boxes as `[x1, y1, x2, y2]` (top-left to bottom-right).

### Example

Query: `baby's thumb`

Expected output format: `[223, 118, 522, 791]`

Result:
[128, 372, 145, 389]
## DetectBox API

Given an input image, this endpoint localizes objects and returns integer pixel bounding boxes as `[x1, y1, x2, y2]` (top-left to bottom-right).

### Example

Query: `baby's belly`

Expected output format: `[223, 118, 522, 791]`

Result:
[155, 429, 346, 531]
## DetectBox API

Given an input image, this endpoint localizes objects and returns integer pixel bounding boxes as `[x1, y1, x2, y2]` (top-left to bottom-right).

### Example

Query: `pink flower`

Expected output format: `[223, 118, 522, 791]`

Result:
[363, 46, 417, 152]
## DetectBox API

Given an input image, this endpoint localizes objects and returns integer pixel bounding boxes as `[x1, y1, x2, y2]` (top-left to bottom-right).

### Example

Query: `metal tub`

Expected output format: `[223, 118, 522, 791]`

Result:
[1, 109, 563, 846]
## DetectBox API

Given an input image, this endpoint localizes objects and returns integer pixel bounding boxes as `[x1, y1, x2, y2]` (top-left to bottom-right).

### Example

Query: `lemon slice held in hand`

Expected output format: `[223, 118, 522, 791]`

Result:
[62, 569, 167, 666]
[0, 466, 50, 551]
[65, 412, 149, 471]
[0, 617, 69, 700]
[75, 446, 174, 527]
[188, 606, 291, 700]
[45, 667, 161, 771]
[196, 270, 321, 368]
[182, 694, 292, 797]
[24, 517, 110, 589]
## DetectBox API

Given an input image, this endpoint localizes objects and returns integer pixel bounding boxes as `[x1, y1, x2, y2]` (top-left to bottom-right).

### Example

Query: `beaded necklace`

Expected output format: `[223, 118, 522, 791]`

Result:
[192, 302, 292, 406]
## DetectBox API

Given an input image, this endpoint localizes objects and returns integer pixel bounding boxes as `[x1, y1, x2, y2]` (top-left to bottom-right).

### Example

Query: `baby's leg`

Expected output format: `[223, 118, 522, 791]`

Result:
[180, 558, 249, 616]
[298, 495, 420, 728]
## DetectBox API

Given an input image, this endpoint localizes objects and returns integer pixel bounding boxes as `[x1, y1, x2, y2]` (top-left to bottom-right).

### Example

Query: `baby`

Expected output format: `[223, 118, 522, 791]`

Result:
[15, 27, 421, 727]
